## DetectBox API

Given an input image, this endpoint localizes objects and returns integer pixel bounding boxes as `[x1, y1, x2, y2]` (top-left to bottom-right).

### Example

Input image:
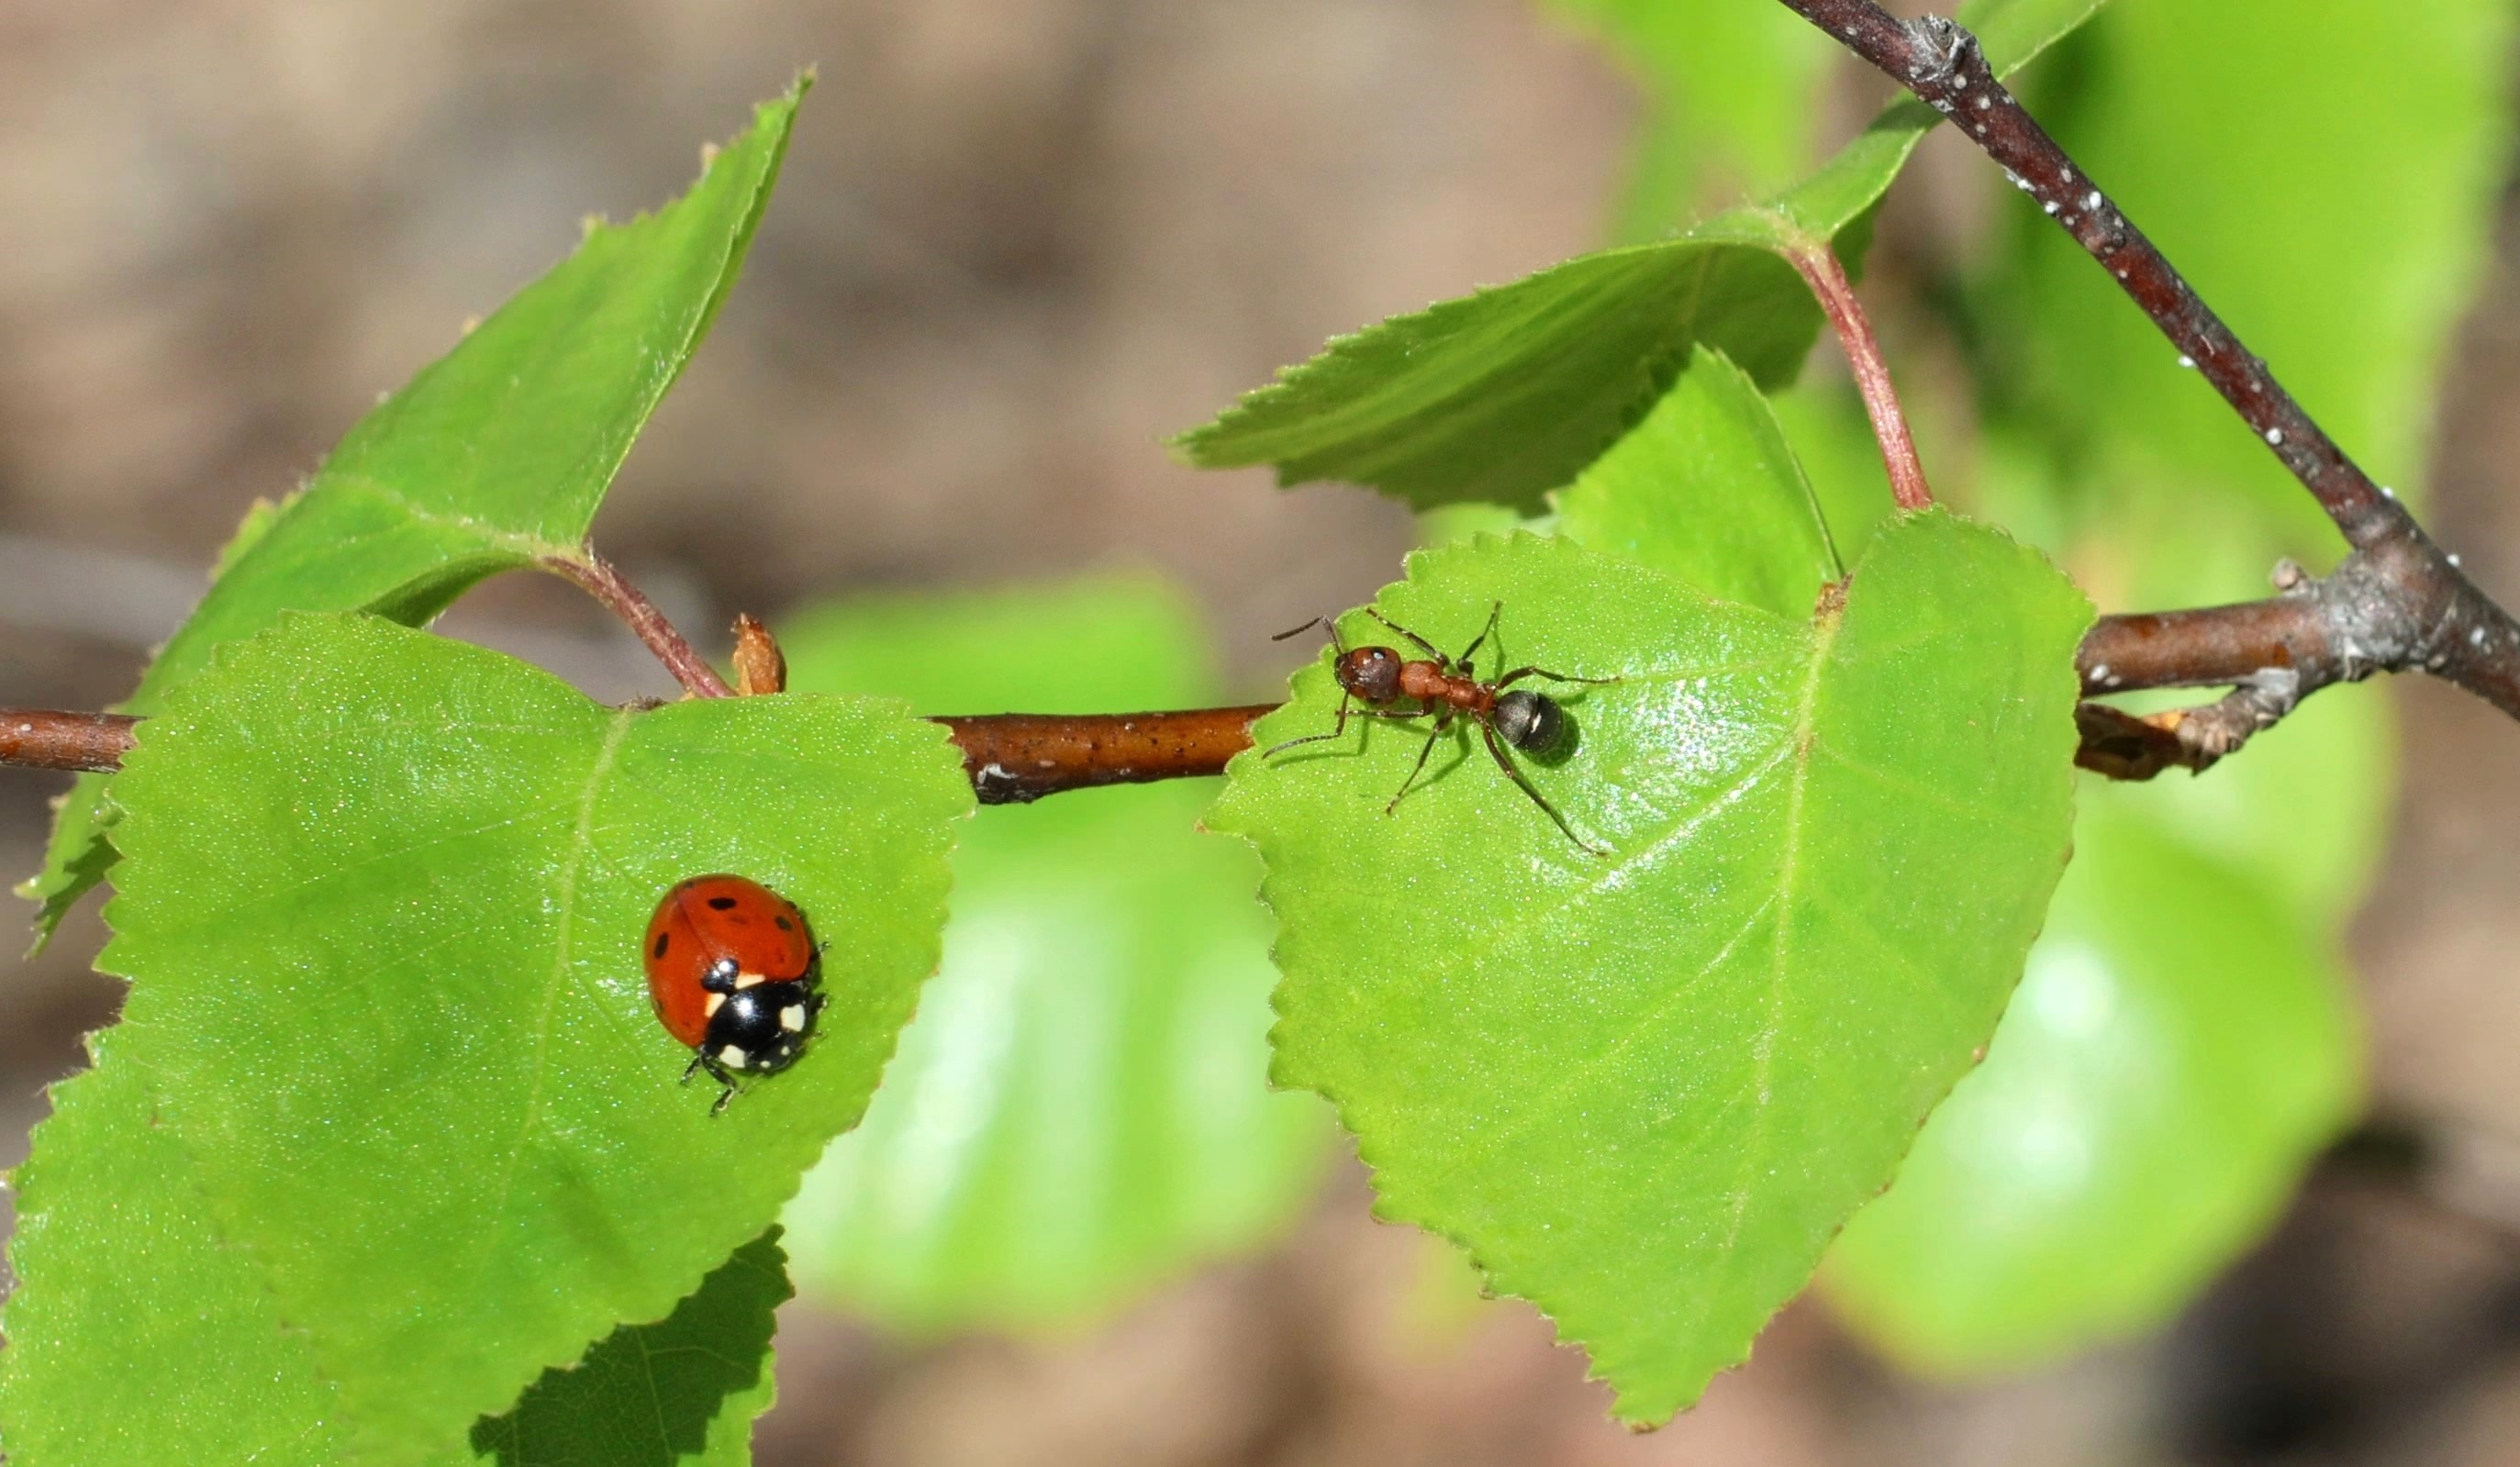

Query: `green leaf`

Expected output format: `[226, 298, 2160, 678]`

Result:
[1556, 342, 1840, 616]
[0, 1044, 350, 1467]
[1169, 0, 2104, 514]
[19, 83, 808, 945]
[1210, 517, 2090, 1420]
[1823, 797, 2359, 1373]
[89, 613, 967, 1463]
[775, 576, 1328, 1331]
[472, 1229, 792, 1466]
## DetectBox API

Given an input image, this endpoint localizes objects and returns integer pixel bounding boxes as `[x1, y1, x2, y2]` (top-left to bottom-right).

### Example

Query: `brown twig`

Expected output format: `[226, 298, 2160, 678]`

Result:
[1771, 0, 2520, 741]
[1783, 240, 1932, 510]
[0, 710, 140, 773]
[0, 704, 1278, 803]
[541, 552, 735, 700]
[940, 706, 1279, 804]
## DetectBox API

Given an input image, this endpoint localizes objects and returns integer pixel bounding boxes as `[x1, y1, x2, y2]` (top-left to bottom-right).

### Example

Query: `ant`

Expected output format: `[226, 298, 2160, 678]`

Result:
[1266, 602, 1620, 855]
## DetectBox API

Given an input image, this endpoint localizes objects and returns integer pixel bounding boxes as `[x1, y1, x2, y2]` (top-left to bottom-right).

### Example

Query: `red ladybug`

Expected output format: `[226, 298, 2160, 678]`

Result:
[642, 875, 825, 1113]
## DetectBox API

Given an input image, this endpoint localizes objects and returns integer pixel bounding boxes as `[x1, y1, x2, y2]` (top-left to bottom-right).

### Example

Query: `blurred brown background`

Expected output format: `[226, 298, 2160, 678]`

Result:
[5, 2, 2520, 1463]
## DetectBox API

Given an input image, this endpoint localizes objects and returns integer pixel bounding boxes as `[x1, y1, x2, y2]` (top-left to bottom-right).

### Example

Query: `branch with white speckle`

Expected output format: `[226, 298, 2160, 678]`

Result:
[1775, 0, 2520, 758]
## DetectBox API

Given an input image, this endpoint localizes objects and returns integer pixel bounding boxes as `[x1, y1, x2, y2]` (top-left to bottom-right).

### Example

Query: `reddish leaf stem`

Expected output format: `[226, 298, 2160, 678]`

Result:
[541, 552, 735, 700]
[1784, 240, 1932, 510]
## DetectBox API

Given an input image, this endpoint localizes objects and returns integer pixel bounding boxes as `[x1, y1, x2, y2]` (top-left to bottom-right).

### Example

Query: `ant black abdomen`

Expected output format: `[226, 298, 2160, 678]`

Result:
[1490, 688, 1564, 753]
[1266, 602, 1619, 854]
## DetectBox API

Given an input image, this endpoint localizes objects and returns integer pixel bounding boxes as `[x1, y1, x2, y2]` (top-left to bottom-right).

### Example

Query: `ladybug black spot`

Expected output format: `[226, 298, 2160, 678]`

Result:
[774, 915, 793, 931]
[707, 895, 738, 911]
[652, 931, 670, 960]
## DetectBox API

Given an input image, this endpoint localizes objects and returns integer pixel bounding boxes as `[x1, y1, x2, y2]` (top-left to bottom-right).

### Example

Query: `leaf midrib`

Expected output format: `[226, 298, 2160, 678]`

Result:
[469, 706, 636, 1291]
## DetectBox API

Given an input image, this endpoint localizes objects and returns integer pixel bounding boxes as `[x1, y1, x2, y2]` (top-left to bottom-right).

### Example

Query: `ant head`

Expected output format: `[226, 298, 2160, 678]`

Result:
[1334, 646, 1404, 702]
[1492, 690, 1565, 752]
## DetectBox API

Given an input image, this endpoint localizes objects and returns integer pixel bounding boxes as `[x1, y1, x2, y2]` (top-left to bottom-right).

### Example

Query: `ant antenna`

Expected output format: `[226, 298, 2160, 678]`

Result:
[1272, 615, 1345, 653]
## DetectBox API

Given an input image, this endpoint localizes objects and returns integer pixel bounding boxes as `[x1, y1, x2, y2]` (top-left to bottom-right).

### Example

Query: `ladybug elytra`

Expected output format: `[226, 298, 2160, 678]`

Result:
[641, 874, 825, 1113]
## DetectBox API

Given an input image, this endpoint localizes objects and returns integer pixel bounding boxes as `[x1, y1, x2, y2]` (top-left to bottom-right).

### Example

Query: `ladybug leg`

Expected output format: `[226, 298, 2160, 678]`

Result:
[683, 1050, 741, 1115]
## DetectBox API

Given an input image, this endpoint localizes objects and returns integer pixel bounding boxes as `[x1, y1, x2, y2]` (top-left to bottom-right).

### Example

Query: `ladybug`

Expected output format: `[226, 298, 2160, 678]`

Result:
[641, 875, 826, 1113]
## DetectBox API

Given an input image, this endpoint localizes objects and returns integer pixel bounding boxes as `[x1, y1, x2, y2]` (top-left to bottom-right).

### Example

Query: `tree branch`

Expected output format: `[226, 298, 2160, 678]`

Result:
[0, 709, 139, 773]
[1771, 0, 2520, 733]
[0, 563, 2447, 795]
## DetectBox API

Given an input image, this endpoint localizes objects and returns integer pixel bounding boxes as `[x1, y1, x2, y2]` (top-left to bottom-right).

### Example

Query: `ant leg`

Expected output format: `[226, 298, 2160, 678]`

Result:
[1453, 601, 1504, 677]
[1496, 664, 1622, 689]
[1479, 720, 1608, 856]
[1264, 689, 1356, 756]
[1363, 606, 1447, 663]
[1264, 695, 1424, 757]
[1384, 717, 1451, 816]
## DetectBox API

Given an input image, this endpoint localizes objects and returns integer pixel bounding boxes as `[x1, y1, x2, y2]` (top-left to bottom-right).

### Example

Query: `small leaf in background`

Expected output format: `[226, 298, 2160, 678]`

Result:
[1557, 342, 1841, 617]
[472, 1229, 792, 1467]
[775, 574, 1328, 1332]
[1211, 520, 2089, 1420]
[1171, 0, 2106, 514]
[82, 614, 966, 1463]
[19, 83, 808, 945]
[1543, 0, 1831, 242]
[1823, 798, 2359, 1373]
[0, 1042, 348, 1467]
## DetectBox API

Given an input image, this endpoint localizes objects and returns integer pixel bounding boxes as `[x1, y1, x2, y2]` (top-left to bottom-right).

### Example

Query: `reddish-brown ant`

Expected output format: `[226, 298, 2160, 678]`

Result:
[1266, 602, 1620, 855]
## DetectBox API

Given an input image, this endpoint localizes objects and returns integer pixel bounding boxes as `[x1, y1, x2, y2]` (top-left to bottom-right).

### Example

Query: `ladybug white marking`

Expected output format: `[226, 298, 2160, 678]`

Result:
[779, 1005, 808, 1032]
[718, 1045, 749, 1069]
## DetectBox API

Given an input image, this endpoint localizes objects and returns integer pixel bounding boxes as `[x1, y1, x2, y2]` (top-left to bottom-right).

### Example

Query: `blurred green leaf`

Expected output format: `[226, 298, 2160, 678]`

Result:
[777, 576, 1328, 1332]
[1823, 797, 2359, 1373]
[82, 613, 965, 1463]
[1557, 343, 1840, 616]
[19, 83, 807, 946]
[1212, 518, 2089, 1420]
[1544, 0, 1832, 241]
[1172, 0, 2104, 513]
[473, 1230, 791, 1467]
[2102, 675, 2393, 922]
[1987, 0, 2507, 545]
